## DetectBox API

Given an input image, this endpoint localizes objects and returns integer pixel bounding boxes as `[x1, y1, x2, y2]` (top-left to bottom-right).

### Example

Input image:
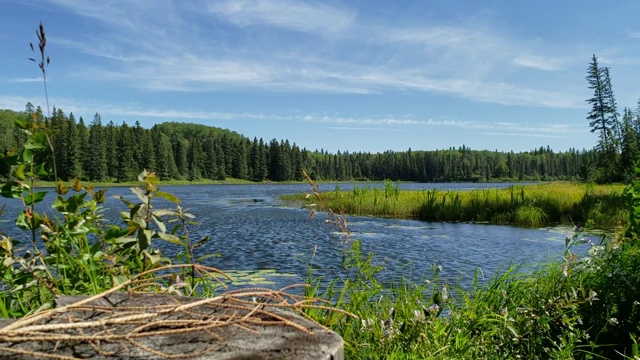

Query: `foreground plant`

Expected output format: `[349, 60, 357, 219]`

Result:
[0, 22, 222, 316]
[298, 169, 640, 359]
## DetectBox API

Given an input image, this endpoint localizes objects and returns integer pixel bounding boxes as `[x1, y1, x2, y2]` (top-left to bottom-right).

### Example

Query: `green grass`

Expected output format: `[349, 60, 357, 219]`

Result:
[282, 182, 627, 228]
[305, 237, 640, 359]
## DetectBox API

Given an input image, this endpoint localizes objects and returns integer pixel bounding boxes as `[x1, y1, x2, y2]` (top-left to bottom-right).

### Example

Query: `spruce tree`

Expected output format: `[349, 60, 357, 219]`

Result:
[77, 116, 89, 179]
[86, 113, 107, 181]
[621, 108, 639, 182]
[66, 112, 83, 179]
[586, 54, 618, 182]
[104, 121, 118, 181]
[116, 122, 135, 182]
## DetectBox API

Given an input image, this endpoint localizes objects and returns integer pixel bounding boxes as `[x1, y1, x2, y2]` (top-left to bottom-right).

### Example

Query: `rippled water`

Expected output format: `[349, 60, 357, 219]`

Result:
[0, 182, 586, 290]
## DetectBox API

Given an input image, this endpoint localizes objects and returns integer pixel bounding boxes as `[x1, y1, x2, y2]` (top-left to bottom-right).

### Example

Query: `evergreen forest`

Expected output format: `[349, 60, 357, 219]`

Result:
[0, 55, 638, 185]
[0, 105, 601, 184]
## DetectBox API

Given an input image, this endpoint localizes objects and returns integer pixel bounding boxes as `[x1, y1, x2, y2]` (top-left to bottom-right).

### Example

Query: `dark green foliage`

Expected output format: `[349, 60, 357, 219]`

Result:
[187, 136, 203, 180]
[104, 120, 118, 180]
[86, 113, 107, 181]
[65, 113, 83, 179]
[586, 54, 624, 183]
[0, 104, 619, 184]
[116, 122, 135, 182]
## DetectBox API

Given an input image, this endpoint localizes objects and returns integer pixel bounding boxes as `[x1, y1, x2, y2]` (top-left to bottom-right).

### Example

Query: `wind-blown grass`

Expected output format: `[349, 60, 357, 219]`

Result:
[282, 182, 626, 228]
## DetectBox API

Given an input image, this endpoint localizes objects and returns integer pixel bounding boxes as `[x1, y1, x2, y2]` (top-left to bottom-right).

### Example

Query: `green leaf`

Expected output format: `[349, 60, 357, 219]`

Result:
[151, 209, 178, 217]
[115, 237, 137, 250]
[13, 119, 27, 130]
[432, 291, 442, 306]
[196, 253, 221, 262]
[12, 165, 26, 181]
[105, 226, 134, 241]
[142, 249, 167, 266]
[34, 163, 48, 177]
[17, 148, 32, 164]
[33, 131, 48, 148]
[130, 187, 149, 204]
[155, 191, 180, 204]
[94, 189, 107, 204]
[156, 232, 183, 246]
[24, 191, 47, 205]
[192, 235, 210, 249]
[130, 204, 148, 229]
[1, 182, 26, 199]
[117, 195, 135, 209]
[137, 228, 154, 250]
[15, 210, 39, 230]
[152, 215, 166, 233]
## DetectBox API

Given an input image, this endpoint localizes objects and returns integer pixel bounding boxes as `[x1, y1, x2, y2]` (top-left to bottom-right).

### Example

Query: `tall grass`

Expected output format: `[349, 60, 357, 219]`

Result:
[303, 231, 640, 359]
[300, 176, 640, 358]
[282, 182, 627, 228]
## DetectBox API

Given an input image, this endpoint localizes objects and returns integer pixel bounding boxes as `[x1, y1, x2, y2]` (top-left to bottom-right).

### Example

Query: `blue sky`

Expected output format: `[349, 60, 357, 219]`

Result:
[2, 0, 640, 153]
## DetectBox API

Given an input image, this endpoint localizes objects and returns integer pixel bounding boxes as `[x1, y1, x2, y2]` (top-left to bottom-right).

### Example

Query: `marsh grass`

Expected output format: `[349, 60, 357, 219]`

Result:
[283, 182, 626, 228]
[298, 172, 640, 358]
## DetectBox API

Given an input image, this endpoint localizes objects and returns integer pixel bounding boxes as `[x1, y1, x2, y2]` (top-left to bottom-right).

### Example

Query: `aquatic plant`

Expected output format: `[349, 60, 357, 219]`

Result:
[284, 182, 626, 228]
[299, 170, 640, 358]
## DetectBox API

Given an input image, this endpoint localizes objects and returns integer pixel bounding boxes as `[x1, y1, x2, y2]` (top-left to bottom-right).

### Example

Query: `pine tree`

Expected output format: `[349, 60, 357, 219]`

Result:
[66, 112, 83, 179]
[50, 107, 68, 180]
[104, 121, 118, 181]
[86, 113, 107, 181]
[187, 136, 203, 180]
[215, 142, 226, 180]
[171, 134, 188, 178]
[116, 122, 135, 182]
[231, 139, 248, 179]
[620, 108, 639, 182]
[77, 116, 89, 179]
[602, 67, 622, 149]
[585, 54, 619, 182]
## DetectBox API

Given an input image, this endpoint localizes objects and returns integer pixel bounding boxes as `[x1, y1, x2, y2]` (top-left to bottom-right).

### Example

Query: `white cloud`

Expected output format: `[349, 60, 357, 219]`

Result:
[41, 0, 587, 109]
[2, 77, 42, 83]
[323, 126, 407, 132]
[208, 0, 356, 34]
[482, 132, 568, 139]
[513, 54, 566, 71]
[0, 95, 35, 111]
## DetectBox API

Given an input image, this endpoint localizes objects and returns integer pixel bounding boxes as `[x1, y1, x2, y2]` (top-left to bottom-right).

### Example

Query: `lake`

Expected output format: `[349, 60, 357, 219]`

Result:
[0, 182, 591, 290]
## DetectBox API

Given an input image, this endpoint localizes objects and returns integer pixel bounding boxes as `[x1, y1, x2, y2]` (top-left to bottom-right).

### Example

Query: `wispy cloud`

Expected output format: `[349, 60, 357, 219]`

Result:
[41, 0, 587, 109]
[323, 126, 407, 132]
[626, 30, 640, 39]
[482, 132, 568, 139]
[513, 54, 566, 71]
[303, 114, 581, 137]
[0, 95, 34, 111]
[1, 77, 42, 83]
[208, 0, 356, 34]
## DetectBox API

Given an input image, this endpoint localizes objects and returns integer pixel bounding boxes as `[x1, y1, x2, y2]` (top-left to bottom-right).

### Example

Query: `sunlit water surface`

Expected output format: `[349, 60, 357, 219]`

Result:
[0, 182, 591, 290]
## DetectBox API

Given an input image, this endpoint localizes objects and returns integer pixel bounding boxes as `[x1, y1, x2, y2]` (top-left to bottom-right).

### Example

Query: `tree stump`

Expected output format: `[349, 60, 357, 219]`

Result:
[0, 292, 343, 359]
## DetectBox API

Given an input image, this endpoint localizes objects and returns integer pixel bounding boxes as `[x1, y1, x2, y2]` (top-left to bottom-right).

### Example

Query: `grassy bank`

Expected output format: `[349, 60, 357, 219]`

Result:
[305, 236, 640, 359]
[299, 172, 640, 359]
[282, 182, 627, 228]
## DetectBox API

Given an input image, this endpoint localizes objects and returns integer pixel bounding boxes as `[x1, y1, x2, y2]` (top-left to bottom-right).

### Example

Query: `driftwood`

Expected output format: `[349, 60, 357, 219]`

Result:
[0, 291, 344, 360]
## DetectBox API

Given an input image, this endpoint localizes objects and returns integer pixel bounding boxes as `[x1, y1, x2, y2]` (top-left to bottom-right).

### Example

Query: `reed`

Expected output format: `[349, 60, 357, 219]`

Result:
[282, 182, 626, 228]
[301, 173, 640, 358]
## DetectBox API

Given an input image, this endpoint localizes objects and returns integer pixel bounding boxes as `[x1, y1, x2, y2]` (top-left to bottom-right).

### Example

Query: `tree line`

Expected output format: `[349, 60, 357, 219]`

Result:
[586, 54, 640, 183]
[1, 105, 597, 183]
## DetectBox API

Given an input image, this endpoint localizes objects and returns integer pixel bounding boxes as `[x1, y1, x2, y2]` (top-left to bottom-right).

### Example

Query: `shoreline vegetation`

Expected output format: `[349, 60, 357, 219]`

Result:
[282, 181, 627, 229]
[1, 21, 639, 359]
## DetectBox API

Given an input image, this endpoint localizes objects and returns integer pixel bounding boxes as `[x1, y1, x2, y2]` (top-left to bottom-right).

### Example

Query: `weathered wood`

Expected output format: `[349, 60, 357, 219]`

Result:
[0, 293, 343, 359]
